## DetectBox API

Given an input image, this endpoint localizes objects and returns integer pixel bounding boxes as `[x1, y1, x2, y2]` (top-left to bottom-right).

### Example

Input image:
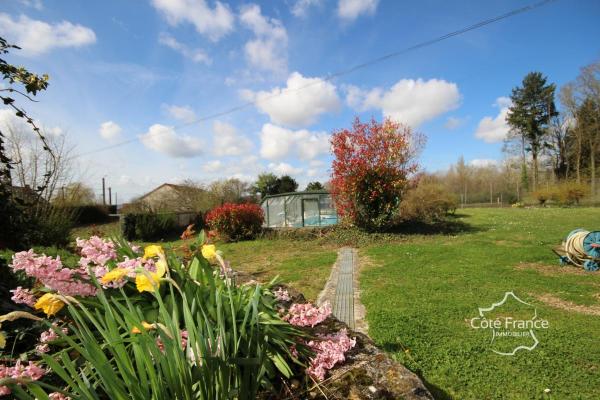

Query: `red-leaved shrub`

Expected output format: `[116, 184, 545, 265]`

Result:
[205, 203, 264, 241]
[330, 117, 425, 231]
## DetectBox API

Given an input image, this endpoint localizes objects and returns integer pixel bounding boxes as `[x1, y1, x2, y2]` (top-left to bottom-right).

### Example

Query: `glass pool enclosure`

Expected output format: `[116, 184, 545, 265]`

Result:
[261, 191, 339, 228]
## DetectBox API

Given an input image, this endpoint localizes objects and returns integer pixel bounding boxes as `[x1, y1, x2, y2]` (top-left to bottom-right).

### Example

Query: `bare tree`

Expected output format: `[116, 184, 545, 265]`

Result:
[559, 83, 583, 183]
[4, 122, 77, 202]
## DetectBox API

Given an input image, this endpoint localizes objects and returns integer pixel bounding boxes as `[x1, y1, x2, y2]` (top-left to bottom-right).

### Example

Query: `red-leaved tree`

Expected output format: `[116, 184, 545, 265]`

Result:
[330, 117, 425, 230]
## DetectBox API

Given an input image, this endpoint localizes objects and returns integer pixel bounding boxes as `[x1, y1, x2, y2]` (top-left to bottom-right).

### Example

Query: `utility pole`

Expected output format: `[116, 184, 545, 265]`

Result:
[108, 187, 112, 206]
[102, 177, 106, 205]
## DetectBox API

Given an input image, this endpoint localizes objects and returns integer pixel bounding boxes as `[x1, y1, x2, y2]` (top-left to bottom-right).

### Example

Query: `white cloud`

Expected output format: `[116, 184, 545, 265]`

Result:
[18, 0, 43, 10]
[0, 13, 96, 56]
[268, 162, 303, 176]
[243, 72, 340, 127]
[345, 78, 461, 127]
[139, 124, 203, 158]
[307, 160, 327, 177]
[163, 104, 197, 123]
[470, 159, 498, 168]
[202, 160, 223, 172]
[474, 97, 511, 143]
[99, 121, 122, 141]
[337, 0, 379, 21]
[200, 155, 264, 181]
[212, 121, 253, 156]
[239, 4, 288, 75]
[151, 0, 234, 41]
[47, 126, 63, 136]
[292, 0, 322, 17]
[259, 123, 330, 161]
[158, 33, 211, 64]
[0, 108, 62, 137]
[0, 108, 28, 132]
[444, 116, 466, 130]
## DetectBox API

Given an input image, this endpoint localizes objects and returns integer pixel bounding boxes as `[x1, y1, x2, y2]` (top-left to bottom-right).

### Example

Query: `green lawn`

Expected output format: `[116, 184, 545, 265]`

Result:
[361, 208, 600, 400]
[8, 208, 600, 398]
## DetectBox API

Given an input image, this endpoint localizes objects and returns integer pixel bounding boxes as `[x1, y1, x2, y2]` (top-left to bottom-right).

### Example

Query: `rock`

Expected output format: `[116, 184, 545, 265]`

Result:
[313, 317, 433, 400]
[233, 271, 432, 400]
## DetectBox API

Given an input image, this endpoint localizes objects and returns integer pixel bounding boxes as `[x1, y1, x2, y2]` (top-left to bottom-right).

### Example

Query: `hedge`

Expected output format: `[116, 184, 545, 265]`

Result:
[121, 212, 203, 241]
[56, 205, 112, 226]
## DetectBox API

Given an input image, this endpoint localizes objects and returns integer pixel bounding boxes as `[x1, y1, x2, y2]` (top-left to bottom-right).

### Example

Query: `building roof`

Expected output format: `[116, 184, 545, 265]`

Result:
[137, 183, 196, 201]
[260, 190, 330, 204]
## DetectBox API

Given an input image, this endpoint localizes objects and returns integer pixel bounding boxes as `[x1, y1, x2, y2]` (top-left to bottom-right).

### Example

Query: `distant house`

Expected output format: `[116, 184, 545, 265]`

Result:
[132, 183, 202, 212]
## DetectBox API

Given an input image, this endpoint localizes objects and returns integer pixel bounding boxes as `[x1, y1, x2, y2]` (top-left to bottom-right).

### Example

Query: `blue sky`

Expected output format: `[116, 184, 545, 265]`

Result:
[0, 0, 599, 201]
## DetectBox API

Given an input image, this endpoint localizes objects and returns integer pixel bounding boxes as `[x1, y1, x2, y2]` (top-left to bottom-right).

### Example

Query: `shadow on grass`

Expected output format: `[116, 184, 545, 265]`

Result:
[387, 216, 480, 236]
[380, 342, 454, 400]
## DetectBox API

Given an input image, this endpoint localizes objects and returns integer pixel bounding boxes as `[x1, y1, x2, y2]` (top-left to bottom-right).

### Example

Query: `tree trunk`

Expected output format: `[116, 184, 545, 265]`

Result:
[591, 138, 596, 198]
[576, 133, 582, 184]
[532, 152, 539, 192]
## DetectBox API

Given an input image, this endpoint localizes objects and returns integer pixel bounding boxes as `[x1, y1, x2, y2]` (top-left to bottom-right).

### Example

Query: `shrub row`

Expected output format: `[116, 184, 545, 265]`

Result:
[121, 212, 203, 241]
[531, 181, 588, 206]
[56, 204, 113, 226]
[399, 182, 458, 223]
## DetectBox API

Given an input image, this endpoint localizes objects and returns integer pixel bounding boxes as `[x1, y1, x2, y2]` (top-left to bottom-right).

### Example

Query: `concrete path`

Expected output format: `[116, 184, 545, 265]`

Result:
[317, 247, 367, 333]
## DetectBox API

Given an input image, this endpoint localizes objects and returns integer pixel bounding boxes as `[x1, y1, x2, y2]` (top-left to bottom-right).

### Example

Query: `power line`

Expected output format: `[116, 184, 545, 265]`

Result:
[71, 0, 557, 159]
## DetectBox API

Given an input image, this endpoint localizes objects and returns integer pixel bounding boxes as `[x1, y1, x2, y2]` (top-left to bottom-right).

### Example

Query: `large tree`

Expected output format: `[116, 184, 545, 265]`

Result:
[252, 173, 278, 198]
[0, 37, 50, 249]
[305, 181, 324, 191]
[576, 97, 600, 196]
[275, 175, 298, 194]
[507, 72, 558, 191]
[560, 61, 600, 196]
[330, 117, 424, 231]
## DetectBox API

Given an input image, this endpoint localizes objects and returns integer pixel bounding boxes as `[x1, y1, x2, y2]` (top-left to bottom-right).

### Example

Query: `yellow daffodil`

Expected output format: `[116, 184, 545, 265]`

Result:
[136, 253, 168, 293]
[201, 244, 217, 262]
[101, 268, 129, 284]
[0, 331, 6, 349]
[131, 321, 156, 334]
[34, 293, 65, 316]
[143, 245, 164, 260]
[136, 273, 160, 292]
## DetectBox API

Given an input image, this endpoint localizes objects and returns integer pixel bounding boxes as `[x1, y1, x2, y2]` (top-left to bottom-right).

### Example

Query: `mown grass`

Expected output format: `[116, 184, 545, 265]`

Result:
[361, 208, 600, 400]
[10, 208, 600, 398]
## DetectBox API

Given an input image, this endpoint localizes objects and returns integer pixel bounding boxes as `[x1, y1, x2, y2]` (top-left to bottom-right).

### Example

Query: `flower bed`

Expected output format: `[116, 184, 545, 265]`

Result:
[0, 231, 360, 399]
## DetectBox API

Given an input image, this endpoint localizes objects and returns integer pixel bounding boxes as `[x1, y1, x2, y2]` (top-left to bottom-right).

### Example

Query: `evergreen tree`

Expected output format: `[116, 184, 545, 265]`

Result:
[507, 72, 557, 191]
[275, 175, 298, 193]
[305, 181, 324, 191]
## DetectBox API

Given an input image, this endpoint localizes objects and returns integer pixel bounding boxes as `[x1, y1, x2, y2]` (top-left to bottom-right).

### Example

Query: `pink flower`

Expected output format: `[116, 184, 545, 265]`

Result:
[274, 287, 291, 302]
[10, 286, 36, 307]
[35, 344, 50, 354]
[0, 360, 47, 395]
[284, 302, 331, 327]
[156, 330, 189, 353]
[35, 324, 68, 354]
[306, 329, 356, 381]
[40, 325, 69, 343]
[49, 393, 71, 400]
[11, 251, 97, 297]
[76, 236, 117, 269]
